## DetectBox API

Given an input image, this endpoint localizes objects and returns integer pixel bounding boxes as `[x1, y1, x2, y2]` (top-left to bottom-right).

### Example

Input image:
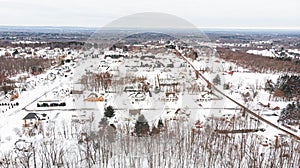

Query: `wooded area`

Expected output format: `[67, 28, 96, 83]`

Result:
[217, 47, 300, 73]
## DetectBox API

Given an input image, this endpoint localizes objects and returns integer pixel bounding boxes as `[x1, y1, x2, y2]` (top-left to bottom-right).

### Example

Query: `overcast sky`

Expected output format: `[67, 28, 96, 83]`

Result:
[0, 0, 299, 29]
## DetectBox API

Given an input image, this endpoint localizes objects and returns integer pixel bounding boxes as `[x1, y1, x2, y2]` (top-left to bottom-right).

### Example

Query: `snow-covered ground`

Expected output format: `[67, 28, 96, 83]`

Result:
[247, 48, 300, 60]
[0, 72, 71, 152]
[247, 49, 275, 57]
[0, 44, 299, 167]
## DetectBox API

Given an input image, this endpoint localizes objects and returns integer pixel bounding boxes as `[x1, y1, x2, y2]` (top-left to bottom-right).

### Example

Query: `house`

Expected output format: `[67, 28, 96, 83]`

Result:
[23, 113, 40, 127]
[165, 92, 178, 102]
[104, 51, 126, 59]
[129, 109, 141, 116]
[133, 92, 146, 101]
[84, 92, 105, 102]
[140, 55, 155, 60]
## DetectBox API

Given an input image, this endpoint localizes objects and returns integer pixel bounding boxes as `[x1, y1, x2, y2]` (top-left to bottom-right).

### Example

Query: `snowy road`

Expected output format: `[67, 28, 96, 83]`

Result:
[9, 83, 62, 116]
[180, 51, 300, 141]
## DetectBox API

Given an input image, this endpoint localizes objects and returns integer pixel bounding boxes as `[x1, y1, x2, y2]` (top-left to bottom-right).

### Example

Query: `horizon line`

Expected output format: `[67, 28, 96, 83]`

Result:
[1, 25, 300, 31]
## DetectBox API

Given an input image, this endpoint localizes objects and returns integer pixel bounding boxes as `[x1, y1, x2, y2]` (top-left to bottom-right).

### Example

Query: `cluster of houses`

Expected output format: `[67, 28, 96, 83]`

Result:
[4, 37, 266, 138]
[96, 40, 220, 133]
[0, 46, 80, 60]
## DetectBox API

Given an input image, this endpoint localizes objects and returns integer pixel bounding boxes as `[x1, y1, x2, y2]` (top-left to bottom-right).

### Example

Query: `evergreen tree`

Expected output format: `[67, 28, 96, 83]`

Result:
[99, 117, 108, 127]
[264, 79, 274, 93]
[104, 106, 115, 118]
[213, 74, 221, 85]
[279, 101, 300, 123]
[275, 75, 300, 100]
[134, 115, 150, 137]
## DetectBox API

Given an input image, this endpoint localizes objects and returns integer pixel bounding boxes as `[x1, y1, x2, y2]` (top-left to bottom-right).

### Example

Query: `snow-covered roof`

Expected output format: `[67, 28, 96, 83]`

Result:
[23, 113, 40, 120]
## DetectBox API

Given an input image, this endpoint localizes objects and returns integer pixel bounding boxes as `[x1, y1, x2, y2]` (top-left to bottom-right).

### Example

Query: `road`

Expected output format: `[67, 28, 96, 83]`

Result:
[9, 82, 62, 116]
[179, 51, 300, 141]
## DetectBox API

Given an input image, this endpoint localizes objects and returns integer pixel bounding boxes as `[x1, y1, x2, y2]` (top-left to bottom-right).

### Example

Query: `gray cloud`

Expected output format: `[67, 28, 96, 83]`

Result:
[0, 0, 299, 28]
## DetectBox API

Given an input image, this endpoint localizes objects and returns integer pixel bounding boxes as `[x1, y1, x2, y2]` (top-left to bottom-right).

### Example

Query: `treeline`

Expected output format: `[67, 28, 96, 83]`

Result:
[279, 102, 300, 125]
[0, 57, 53, 90]
[0, 41, 85, 49]
[1, 117, 299, 168]
[274, 75, 300, 100]
[266, 75, 300, 101]
[217, 47, 300, 73]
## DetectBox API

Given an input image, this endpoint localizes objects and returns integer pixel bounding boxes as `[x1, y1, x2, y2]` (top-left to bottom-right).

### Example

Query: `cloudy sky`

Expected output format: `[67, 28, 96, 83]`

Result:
[0, 0, 299, 29]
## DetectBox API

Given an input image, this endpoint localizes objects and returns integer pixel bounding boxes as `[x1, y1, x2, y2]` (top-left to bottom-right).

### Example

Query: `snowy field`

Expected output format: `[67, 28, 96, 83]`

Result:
[0, 46, 299, 167]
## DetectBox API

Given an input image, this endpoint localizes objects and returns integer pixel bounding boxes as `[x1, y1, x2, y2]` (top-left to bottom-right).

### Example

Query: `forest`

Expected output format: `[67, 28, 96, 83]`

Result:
[217, 47, 300, 73]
